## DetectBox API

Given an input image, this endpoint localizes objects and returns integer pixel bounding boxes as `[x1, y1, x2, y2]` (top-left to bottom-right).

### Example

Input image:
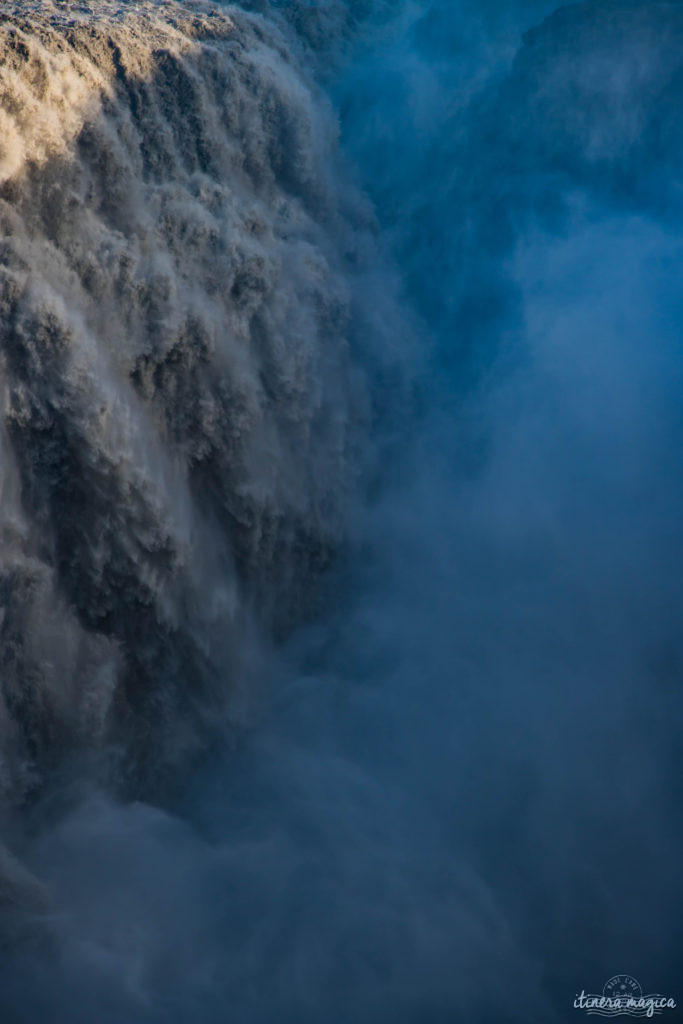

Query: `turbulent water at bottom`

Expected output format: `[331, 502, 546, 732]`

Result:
[1, 1, 683, 1022]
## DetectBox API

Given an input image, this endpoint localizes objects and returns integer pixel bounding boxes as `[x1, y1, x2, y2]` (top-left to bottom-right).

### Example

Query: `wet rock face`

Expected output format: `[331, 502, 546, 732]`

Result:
[0, 0, 375, 800]
[487, 1, 683, 215]
[388, 0, 683, 370]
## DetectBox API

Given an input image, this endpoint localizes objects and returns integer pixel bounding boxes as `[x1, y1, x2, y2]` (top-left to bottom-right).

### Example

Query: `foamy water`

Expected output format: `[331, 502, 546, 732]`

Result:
[1, 2, 683, 1021]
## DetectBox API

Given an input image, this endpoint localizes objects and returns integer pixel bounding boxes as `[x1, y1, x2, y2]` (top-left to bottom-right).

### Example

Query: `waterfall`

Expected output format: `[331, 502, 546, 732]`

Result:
[0, 0, 403, 804]
[2, 2, 683, 1021]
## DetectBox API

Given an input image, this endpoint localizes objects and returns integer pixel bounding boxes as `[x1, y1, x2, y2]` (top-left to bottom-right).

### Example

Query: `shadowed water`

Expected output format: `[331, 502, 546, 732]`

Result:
[1, 2, 682, 1022]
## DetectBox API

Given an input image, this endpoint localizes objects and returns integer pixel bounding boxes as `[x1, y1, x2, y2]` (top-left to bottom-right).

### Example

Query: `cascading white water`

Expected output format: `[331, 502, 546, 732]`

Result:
[2, 1, 683, 1021]
[0, 0, 406, 808]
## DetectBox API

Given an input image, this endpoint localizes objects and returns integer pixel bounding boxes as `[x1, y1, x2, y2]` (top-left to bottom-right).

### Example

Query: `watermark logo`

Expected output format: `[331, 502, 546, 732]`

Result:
[574, 976, 676, 1018]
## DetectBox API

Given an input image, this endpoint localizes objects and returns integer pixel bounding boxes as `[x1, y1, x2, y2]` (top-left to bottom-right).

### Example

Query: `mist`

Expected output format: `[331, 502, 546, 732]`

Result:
[1, 1, 683, 1022]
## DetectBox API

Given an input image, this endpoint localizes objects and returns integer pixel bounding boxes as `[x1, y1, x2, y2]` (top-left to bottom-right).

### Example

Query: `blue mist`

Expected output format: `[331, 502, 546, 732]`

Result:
[3, 2, 683, 1022]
